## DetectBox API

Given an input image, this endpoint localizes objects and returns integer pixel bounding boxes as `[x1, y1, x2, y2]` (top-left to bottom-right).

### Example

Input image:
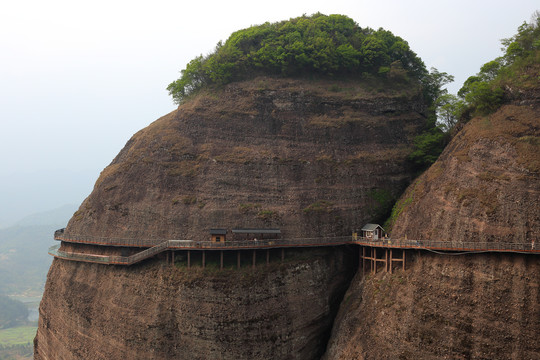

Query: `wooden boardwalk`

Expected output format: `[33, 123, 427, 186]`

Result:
[50, 231, 539, 267]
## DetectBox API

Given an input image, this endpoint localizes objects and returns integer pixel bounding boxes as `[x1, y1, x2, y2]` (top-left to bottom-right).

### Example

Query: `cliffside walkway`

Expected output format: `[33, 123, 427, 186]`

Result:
[50, 231, 539, 266]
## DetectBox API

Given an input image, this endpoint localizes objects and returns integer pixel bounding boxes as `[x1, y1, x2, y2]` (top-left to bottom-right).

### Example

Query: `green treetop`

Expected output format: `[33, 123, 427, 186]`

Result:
[458, 11, 540, 117]
[167, 13, 430, 104]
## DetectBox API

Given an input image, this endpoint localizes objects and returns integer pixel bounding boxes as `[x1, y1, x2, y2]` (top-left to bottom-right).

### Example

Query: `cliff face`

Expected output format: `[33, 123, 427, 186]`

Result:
[35, 77, 428, 359]
[64, 77, 426, 240]
[389, 103, 539, 245]
[324, 253, 540, 360]
[324, 86, 540, 359]
[35, 248, 354, 360]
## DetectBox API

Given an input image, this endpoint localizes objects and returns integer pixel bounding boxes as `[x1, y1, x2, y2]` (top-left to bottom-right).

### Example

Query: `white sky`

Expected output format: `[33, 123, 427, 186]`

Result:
[0, 0, 538, 225]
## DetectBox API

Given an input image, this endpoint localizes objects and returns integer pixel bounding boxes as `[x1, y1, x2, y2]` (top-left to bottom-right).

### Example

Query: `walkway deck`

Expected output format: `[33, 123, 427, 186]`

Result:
[50, 231, 539, 266]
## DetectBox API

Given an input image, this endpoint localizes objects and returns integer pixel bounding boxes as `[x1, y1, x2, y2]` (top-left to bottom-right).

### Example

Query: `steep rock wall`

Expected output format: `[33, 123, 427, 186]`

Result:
[64, 77, 426, 241]
[324, 83, 540, 359]
[389, 104, 539, 246]
[324, 252, 540, 360]
[35, 247, 354, 360]
[35, 77, 429, 359]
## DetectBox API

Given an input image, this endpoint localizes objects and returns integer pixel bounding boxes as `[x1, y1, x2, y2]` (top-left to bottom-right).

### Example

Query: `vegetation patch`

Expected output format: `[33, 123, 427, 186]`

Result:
[303, 200, 334, 213]
[238, 203, 262, 213]
[515, 135, 540, 173]
[477, 171, 510, 182]
[455, 187, 499, 216]
[384, 180, 423, 231]
[162, 161, 200, 177]
[182, 196, 197, 205]
[215, 147, 256, 164]
[256, 209, 280, 222]
[0, 327, 36, 346]
[368, 188, 395, 222]
[95, 163, 123, 188]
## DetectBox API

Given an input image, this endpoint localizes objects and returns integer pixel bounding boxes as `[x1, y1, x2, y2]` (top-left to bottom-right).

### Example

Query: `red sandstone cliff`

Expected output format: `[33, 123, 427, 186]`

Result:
[389, 103, 539, 246]
[35, 248, 354, 360]
[63, 77, 426, 241]
[323, 78, 540, 360]
[35, 77, 428, 359]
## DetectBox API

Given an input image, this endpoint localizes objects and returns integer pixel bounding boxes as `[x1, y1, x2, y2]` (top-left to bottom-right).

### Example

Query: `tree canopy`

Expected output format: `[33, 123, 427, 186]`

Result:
[458, 11, 540, 117]
[167, 13, 429, 104]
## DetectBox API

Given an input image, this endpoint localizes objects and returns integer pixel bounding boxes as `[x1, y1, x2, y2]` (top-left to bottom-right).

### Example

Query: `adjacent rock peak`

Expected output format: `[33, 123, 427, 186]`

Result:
[388, 97, 540, 245]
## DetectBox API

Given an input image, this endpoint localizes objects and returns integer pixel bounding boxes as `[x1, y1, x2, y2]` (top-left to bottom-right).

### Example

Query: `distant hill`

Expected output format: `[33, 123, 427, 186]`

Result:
[0, 205, 76, 297]
[12, 204, 77, 228]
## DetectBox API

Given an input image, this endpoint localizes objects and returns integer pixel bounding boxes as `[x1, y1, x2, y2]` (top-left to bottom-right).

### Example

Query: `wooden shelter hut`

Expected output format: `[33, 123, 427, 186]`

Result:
[209, 229, 227, 243]
[361, 224, 385, 240]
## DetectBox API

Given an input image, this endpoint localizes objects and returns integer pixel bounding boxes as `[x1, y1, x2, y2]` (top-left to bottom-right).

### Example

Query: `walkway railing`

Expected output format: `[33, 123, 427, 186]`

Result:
[55, 231, 538, 252]
[352, 239, 539, 252]
[54, 232, 353, 249]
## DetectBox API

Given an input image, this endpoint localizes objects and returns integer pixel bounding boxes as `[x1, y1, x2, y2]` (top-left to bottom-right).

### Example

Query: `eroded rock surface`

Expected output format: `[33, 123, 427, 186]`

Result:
[324, 252, 540, 360]
[64, 78, 426, 241]
[324, 81, 540, 359]
[35, 248, 354, 360]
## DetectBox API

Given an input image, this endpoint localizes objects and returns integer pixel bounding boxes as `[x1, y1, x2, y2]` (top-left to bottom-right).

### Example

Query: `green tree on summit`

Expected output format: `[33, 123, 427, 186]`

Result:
[167, 13, 429, 104]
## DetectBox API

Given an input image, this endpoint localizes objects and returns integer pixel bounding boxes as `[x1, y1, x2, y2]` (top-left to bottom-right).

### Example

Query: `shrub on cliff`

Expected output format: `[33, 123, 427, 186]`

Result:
[458, 11, 540, 117]
[167, 13, 430, 104]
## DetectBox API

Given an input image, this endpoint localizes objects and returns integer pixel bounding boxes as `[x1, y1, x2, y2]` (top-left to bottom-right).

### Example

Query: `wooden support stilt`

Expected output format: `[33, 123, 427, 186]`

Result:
[237, 251, 241, 269]
[281, 248, 285, 262]
[389, 249, 393, 274]
[252, 250, 256, 269]
[403, 250, 406, 271]
[171, 251, 175, 266]
[362, 247, 365, 275]
[266, 249, 270, 265]
[220, 251, 223, 270]
[202, 250, 206, 269]
[385, 249, 388, 273]
[166, 251, 169, 264]
[187, 250, 191, 269]
[373, 247, 377, 274]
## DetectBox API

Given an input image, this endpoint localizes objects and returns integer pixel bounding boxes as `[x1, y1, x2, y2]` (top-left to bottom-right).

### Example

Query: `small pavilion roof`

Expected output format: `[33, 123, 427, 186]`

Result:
[209, 229, 227, 235]
[361, 223, 384, 232]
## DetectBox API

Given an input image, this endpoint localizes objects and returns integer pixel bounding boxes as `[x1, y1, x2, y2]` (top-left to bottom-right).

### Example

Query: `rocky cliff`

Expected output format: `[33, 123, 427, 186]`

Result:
[35, 248, 354, 360]
[324, 252, 539, 360]
[389, 102, 539, 246]
[63, 77, 426, 241]
[35, 77, 428, 359]
[324, 83, 540, 359]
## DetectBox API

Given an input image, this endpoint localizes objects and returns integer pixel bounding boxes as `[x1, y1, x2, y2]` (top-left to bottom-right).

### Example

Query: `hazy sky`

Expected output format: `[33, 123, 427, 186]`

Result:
[0, 0, 538, 225]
